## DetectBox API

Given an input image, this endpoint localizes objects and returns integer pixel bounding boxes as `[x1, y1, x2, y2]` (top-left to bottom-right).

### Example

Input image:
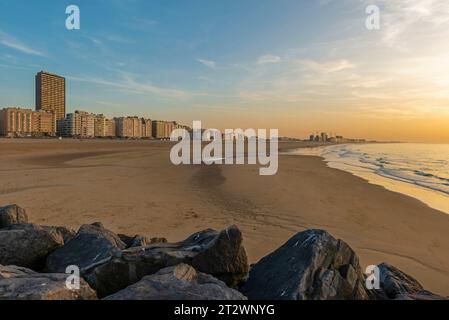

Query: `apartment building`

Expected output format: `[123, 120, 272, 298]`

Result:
[0, 108, 33, 137]
[35, 71, 66, 121]
[79, 111, 95, 137]
[115, 116, 152, 138]
[141, 118, 152, 138]
[94, 114, 116, 137]
[115, 117, 136, 138]
[57, 110, 95, 137]
[0, 107, 56, 137]
[32, 110, 56, 136]
[152, 120, 178, 139]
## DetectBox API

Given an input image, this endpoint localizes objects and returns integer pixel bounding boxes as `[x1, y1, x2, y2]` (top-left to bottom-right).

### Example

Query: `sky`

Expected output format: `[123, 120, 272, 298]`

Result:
[1, 0, 449, 142]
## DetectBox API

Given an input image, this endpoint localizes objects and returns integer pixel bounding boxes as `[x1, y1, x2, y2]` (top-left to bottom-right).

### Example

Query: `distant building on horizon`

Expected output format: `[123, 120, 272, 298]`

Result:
[35, 71, 66, 121]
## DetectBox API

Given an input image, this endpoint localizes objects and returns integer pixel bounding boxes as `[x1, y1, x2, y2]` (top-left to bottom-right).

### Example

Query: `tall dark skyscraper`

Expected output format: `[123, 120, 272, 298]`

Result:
[35, 71, 66, 121]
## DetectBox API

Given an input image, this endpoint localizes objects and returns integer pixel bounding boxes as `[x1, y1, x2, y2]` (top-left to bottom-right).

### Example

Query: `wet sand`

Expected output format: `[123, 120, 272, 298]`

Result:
[0, 139, 448, 296]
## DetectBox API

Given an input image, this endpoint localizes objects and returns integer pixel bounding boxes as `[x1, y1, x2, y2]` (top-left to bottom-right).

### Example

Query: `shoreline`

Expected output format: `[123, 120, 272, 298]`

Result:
[285, 143, 449, 215]
[0, 140, 448, 295]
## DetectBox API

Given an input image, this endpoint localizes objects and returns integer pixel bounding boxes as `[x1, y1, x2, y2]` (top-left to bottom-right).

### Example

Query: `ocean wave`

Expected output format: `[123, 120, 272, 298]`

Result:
[313, 144, 449, 197]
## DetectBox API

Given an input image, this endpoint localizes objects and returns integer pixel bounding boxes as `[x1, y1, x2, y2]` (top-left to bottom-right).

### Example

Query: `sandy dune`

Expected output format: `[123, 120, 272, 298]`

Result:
[0, 139, 448, 295]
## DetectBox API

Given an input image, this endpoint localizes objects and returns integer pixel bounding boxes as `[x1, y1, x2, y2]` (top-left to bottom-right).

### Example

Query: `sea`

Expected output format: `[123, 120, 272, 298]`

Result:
[288, 143, 449, 215]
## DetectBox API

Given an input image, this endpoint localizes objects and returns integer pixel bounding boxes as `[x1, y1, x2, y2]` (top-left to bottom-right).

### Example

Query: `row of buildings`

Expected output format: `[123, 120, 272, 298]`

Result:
[0, 71, 190, 139]
[0, 106, 188, 139]
[57, 111, 188, 139]
[309, 132, 366, 143]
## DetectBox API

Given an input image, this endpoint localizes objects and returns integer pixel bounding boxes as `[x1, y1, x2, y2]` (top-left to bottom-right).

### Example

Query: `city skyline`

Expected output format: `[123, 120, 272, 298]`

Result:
[1, 1, 449, 142]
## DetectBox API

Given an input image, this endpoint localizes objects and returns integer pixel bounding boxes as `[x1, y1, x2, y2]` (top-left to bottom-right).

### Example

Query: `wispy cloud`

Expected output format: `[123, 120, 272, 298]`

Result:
[298, 59, 354, 73]
[0, 30, 46, 57]
[257, 54, 281, 65]
[124, 17, 158, 31]
[197, 58, 216, 69]
[105, 34, 135, 44]
[362, 0, 449, 49]
[88, 37, 103, 46]
[68, 73, 189, 99]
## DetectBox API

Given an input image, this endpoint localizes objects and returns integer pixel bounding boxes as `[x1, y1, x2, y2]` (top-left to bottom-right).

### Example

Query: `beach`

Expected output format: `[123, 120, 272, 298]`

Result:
[0, 139, 448, 296]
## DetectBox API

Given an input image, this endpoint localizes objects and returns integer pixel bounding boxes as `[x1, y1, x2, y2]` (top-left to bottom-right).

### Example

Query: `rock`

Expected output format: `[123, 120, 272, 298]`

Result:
[0, 265, 37, 279]
[86, 225, 249, 297]
[104, 264, 246, 300]
[150, 237, 168, 244]
[0, 265, 97, 300]
[42, 226, 76, 244]
[119, 234, 146, 248]
[240, 229, 369, 300]
[46, 223, 126, 273]
[376, 263, 446, 300]
[0, 205, 28, 229]
[0, 224, 64, 270]
[119, 234, 168, 248]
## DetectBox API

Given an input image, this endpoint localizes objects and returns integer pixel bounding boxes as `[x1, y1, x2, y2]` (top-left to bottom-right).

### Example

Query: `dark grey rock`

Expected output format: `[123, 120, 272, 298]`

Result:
[376, 263, 447, 300]
[0, 265, 97, 300]
[240, 229, 370, 300]
[0, 223, 64, 270]
[118, 234, 157, 248]
[86, 225, 249, 297]
[0, 205, 28, 229]
[104, 264, 246, 300]
[46, 223, 126, 273]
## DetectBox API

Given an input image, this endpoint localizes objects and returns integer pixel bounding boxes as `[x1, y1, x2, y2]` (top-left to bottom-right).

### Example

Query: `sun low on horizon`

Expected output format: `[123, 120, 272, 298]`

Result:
[1, 0, 449, 143]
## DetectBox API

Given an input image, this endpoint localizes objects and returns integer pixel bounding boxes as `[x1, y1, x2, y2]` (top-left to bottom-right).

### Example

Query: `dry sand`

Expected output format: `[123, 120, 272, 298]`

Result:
[0, 139, 448, 296]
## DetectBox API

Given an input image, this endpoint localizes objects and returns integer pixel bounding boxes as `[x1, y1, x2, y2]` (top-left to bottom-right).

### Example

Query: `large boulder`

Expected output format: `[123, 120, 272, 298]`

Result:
[86, 225, 249, 297]
[375, 263, 447, 300]
[0, 205, 28, 229]
[46, 223, 126, 273]
[0, 265, 97, 300]
[0, 224, 64, 270]
[105, 264, 246, 300]
[240, 229, 369, 300]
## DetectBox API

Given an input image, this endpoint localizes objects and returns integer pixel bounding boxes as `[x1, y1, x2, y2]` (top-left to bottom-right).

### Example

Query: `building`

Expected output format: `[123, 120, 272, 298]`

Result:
[141, 118, 152, 138]
[79, 111, 95, 137]
[94, 114, 116, 137]
[152, 120, 178, 139]
[0, 107, 56, 137]
[57, 110, 94, 137]
[57, 112, 80, 137]
[165, 121, 176, 139]
[115, 116, 152, 138]
[32, 110, 56, 136]
[115, 117, 134, 138]
[152, 120, 166, 139]
[131, 117, 142, 138]
[35, 71, 66, 121]
[94, 115, 106, 137]
[104, 119, 116, 137]
[0, 108, 33, 137]
[320, 132, 328, 142]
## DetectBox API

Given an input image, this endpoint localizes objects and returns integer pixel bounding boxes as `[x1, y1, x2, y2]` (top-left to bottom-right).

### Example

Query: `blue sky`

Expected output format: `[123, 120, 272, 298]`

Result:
[1, 0, 449, 141]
